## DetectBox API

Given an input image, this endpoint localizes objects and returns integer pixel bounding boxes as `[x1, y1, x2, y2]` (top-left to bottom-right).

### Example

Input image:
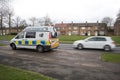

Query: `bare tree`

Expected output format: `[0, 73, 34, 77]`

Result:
[37, 18, 44, 26]
[0, 0, 9, 35]
[8, 8, 14, 34]
[116, 9, 120, 20]
[20, 20, 28, 27]
[43, 15, 53, 26]
[13, 16, 21, 32]
[37, 15, 53, 26]
[29, 17, 37, 26]
[0, 0, 13, 35]
[101, 17, 113, 27]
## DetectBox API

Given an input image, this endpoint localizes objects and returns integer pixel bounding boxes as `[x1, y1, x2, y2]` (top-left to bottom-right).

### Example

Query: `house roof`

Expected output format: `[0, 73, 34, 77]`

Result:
[55, 23, 107, 27]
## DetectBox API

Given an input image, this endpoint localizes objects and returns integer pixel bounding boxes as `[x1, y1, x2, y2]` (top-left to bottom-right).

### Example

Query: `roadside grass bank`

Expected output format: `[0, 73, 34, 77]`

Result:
[102, 53, 120, 63]
[0, 35, 120, 46]
[0, 35, 15, 41]
[0, 64, 55, 80]
[59, 35, 120, 46]
[0, 44, 7, 46]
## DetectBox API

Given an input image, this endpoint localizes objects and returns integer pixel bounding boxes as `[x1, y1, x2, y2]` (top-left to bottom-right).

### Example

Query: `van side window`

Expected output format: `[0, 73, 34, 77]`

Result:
[15, 32, 25, 39]
[39, 33, 44, 37]
[26, 32, 36, 38]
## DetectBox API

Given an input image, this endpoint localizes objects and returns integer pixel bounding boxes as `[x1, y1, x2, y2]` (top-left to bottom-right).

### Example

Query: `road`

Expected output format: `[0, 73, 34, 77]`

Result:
[0, 43, 120, 80]
[59, 44, 120, 53]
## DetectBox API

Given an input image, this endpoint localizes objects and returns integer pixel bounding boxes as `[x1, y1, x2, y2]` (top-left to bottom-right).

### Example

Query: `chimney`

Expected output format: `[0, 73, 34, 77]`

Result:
[85, 21, 88, 26]
[97, 20, 99, 25]
[61, 21, 63, 24]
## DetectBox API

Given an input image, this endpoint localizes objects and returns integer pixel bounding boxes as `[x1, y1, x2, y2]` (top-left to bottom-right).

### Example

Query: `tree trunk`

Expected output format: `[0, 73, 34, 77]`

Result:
[9, 13, 11, 34]
[0, 13, 3, 35]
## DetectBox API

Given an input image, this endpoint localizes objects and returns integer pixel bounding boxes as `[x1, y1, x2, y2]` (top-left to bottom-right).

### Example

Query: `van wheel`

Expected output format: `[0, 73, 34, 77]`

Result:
[77, 44, 83, 50]
[37, 46, 44, 53]
[104, 45, 111, 51]
[11, 43, 16, 50]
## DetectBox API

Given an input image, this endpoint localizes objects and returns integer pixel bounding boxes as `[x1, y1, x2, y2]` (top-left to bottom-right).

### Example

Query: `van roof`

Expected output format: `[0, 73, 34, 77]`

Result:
[23, 26, 54, 32]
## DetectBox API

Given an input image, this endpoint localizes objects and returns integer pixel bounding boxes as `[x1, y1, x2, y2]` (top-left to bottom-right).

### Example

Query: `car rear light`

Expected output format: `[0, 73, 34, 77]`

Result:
[48, 32, 51, 40]
[112, 42, 115, 44]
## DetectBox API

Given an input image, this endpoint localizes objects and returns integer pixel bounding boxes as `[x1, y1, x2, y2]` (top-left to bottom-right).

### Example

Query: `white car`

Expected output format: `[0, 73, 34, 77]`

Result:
[73, 36, 116, 51]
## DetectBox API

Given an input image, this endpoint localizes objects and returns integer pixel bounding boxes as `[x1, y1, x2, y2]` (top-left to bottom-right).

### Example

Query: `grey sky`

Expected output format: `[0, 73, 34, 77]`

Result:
[13, 0, 120, 23]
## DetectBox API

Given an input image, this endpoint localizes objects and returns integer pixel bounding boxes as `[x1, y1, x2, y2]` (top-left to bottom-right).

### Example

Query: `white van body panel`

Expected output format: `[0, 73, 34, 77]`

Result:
[10, 26, 59, 51]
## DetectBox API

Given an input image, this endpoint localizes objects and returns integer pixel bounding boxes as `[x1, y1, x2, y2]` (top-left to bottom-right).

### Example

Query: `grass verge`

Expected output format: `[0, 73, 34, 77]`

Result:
[0, 35, 120, 46]
[0, 64, 55, 80]
[0, 35, 15, 40]
[102, 53, 120, 63]
[0, 44, 6, 46]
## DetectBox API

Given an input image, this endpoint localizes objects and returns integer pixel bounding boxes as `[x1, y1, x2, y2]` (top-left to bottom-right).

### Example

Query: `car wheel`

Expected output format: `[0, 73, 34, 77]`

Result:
[104, 45, 111, 51]
[37, 45, 44, 53]
[77, 44, 83, 50]
[11, 43, 16, 50]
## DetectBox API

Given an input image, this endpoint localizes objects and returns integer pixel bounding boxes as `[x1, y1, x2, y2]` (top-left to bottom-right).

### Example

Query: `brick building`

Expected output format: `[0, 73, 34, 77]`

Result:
[55, 21, 107, 36]
[114, 18, 120, 36]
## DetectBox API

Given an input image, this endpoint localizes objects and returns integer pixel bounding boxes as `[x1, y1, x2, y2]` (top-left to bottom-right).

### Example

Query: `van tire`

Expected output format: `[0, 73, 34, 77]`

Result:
[10, 43, 16, 50]
[37, 45, 44, 53]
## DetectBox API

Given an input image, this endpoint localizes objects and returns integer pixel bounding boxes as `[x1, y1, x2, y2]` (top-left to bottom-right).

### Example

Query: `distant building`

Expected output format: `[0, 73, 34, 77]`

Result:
[114, 18, 120, 36]
[55, 21, 107, 36]
[0, 27, 25, 35]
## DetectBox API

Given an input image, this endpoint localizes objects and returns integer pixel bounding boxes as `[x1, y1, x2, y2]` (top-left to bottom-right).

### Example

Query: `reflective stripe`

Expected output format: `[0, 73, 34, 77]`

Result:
[16, 41, 18, 45]
[29, 40, 32, 45]
[18, 41, 22, 45]
[14, 40, 50, 45]
[46, 40, 50, 45]
[41, 40, 45, 45]
[36, 40, 40, 45]
[32, 41, 36, 45]
[25, 41, 28, 45]
[22, 40, 25, 45]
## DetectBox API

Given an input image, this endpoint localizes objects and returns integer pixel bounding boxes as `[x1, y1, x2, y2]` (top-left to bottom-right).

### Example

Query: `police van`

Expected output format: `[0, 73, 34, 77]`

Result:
[10, 26, 59, 52]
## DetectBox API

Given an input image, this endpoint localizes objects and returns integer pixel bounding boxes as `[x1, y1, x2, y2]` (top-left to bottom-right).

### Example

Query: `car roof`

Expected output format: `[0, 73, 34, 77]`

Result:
[90, 36, 111, 38]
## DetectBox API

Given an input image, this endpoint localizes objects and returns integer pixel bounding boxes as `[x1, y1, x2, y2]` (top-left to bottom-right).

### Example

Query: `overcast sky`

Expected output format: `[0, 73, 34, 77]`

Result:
[13, 0, 120, 23]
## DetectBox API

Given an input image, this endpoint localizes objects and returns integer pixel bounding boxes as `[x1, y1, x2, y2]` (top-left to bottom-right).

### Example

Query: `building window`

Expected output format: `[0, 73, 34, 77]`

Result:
[57, 27, 60, 30]
[68, 31, 72, 36]
[88, 27, 91, 30]
[69, 27, 71, 30]
[101, 27, 104, 30]
[62, 27, 65, 30]
[81, 27, 85, 30]
[72, 31, 78, 35]
[81, 31, 86, 35]
[74, 27, 78, 30]
[99, 31, 105, 36]
[95, 26, 98, 30]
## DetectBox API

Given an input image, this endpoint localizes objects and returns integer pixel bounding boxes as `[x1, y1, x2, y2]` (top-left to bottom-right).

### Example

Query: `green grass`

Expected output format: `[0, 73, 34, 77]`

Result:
[0, 35, 15, 40]
[0, 64, 55, 80]
[59, 35, 88, 41]
[112, 36, 120, 46]
[102, 53, 120, 63]
[0, 44, 6, 46]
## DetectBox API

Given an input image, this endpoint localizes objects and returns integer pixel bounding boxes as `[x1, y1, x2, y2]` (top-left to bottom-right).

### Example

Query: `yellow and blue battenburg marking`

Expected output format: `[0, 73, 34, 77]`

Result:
[15, 40, 50, 45]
